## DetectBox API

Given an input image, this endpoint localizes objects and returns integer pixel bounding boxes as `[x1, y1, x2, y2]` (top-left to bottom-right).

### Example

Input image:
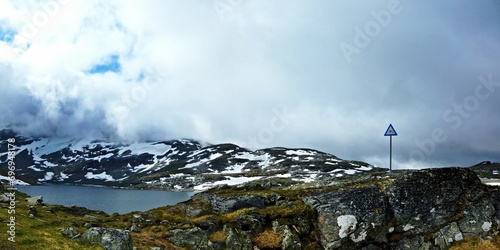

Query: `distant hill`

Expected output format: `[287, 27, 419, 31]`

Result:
[0, 129, 385, 191]
[469, 161, 500, 180]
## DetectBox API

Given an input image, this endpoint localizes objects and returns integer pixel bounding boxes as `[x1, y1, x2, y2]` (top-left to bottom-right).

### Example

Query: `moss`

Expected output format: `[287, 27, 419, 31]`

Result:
[221, 207, 254, 222]
[259, 200, 313, 220]
[209, 230, 228, 243]
[251, 229, 282, 249]
[450, 235, 500, 250]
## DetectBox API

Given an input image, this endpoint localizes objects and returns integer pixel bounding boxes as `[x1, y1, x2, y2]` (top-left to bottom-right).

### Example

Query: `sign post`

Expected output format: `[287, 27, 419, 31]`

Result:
[384, 124, 397, 173]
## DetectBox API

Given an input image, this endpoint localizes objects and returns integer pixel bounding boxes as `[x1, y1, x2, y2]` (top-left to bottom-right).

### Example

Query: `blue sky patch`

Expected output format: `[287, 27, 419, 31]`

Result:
[0, 28, 16, 43]
[88, 54, 122, 74]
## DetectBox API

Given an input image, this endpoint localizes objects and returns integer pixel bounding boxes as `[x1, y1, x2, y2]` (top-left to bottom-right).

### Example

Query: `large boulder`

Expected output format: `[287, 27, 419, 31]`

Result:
[387, 167, 495, 239]
[303, 167, 496, 249]
[80, 227, 132, 250]
[304, 185, 389, 249]
[168, 227, 210, 250]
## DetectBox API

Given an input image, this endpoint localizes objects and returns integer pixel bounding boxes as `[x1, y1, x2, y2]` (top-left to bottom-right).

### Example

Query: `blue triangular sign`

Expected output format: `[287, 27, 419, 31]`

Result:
[384, 124, 398, 136]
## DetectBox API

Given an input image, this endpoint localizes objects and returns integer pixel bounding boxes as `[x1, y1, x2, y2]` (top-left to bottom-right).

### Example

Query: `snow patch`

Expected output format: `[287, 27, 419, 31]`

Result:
[285, 149, 315, 156]
[38, 172, 55, 181]
[28, 165, 44, 172]
[344, 169, 358, 175]
[355, 166, 373, 171]
[193, 176, 263, 191]
[85, 172, 114, 181]
[221, 164, 246, 174]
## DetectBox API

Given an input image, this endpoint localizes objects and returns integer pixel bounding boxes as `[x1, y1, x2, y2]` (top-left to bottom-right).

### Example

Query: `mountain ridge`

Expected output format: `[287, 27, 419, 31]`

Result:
[0, 129, 384, 191]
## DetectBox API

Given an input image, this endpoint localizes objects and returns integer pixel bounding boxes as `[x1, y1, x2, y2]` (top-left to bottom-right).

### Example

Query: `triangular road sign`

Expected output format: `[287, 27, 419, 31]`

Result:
[384, 124, 398, 136]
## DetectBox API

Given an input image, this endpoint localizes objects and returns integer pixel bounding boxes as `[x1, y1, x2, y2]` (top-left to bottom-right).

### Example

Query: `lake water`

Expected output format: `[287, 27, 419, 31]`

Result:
[16, 184, 195, 214]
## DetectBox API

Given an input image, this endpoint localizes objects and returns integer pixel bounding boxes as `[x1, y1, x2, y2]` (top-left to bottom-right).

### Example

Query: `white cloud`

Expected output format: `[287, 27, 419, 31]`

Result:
[0, 0, 499, 168]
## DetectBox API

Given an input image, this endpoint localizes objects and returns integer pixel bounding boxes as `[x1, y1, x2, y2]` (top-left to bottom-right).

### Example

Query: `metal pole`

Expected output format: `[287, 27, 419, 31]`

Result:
[389, 135, 392, 173]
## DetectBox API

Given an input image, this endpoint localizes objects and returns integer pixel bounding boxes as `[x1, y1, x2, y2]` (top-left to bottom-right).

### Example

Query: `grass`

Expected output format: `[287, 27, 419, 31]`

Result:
[0, 190, 105, 250]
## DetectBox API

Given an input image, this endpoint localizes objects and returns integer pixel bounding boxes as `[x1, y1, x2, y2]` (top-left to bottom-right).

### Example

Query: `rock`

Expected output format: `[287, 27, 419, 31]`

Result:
[28, 206, 38, 217]
[65, 205, 90, 216]
[434, 222, 463, 249]
[234, 209, 264, 235]
[387, 168, 494, 237]
[393, 236, 432, 250]
[224, 226, 252, 250]
[185, 205, 212, 218]
[304, 185, 388, 249]
[197, 215, 221, 233]
[25, 195, 44, 205]
[197, 192, 280, 213]
[61, 227, 80, 239]
[130, 225, 141, 233]
[273, 220, 301, 250]
[168, 227, 210, 250]
[0, 193, 11, 203]
[80, 227, 133, 250]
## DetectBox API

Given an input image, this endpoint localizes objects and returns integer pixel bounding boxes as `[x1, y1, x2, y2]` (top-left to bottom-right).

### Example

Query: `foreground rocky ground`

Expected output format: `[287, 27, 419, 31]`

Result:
[1, 167, 500, 249]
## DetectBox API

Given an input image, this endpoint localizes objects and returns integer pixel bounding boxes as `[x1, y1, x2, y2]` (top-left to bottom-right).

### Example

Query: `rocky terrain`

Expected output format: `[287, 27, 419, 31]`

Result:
[2, 128, 500, 249]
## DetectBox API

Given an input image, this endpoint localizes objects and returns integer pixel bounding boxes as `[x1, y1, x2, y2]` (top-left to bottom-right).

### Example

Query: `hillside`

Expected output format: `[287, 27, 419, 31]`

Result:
[0, 129, 385, 191]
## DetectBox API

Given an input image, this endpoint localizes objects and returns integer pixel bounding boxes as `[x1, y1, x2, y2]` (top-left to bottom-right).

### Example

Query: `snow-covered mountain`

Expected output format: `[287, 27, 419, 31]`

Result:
[0, 129, 385, 191]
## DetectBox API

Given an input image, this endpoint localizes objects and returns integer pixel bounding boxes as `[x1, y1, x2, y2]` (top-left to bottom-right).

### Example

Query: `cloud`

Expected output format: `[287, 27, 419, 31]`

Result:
[0, 0, 499, 168]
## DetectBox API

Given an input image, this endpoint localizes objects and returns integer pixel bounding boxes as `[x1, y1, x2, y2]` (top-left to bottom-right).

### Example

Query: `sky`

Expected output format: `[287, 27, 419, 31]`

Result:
[0, 0, 499, 169]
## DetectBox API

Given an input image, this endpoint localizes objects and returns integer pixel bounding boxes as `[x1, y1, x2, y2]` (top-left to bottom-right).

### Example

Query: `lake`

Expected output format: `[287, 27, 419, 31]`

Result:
[16, 184, 195, 214]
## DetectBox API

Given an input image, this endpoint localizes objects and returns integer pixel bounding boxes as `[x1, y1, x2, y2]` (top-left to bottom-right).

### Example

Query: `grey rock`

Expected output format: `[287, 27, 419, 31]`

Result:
[224, 226, 252, 250]
[198, 192, 280, 213]
[304, 185, 388, 249]
[235, 209, 264, 235]
[25, 195, 44, 205]
[28, 206, 37, 217]
[185, 205, 212, 218]
[130, 225, 141, 233]
[197, 215, 221, 233]
[387, 168, 494, 237]
[393, 236, 432, 250]
[168, 227, 210, 250]
[272, 220, 301, 250]
[80, 227, 133, 250]
[60, 227, 79, 239]
[434, 222, 463, 249]
[0, 193, 10, 203]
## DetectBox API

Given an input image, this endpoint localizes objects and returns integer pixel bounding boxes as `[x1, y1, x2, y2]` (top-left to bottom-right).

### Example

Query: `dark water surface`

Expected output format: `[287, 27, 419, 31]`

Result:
[16, 184, 195, 214]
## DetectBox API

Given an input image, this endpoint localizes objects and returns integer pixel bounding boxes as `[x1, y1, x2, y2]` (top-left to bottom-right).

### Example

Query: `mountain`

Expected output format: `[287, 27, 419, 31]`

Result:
[0, 129, 385, 191]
